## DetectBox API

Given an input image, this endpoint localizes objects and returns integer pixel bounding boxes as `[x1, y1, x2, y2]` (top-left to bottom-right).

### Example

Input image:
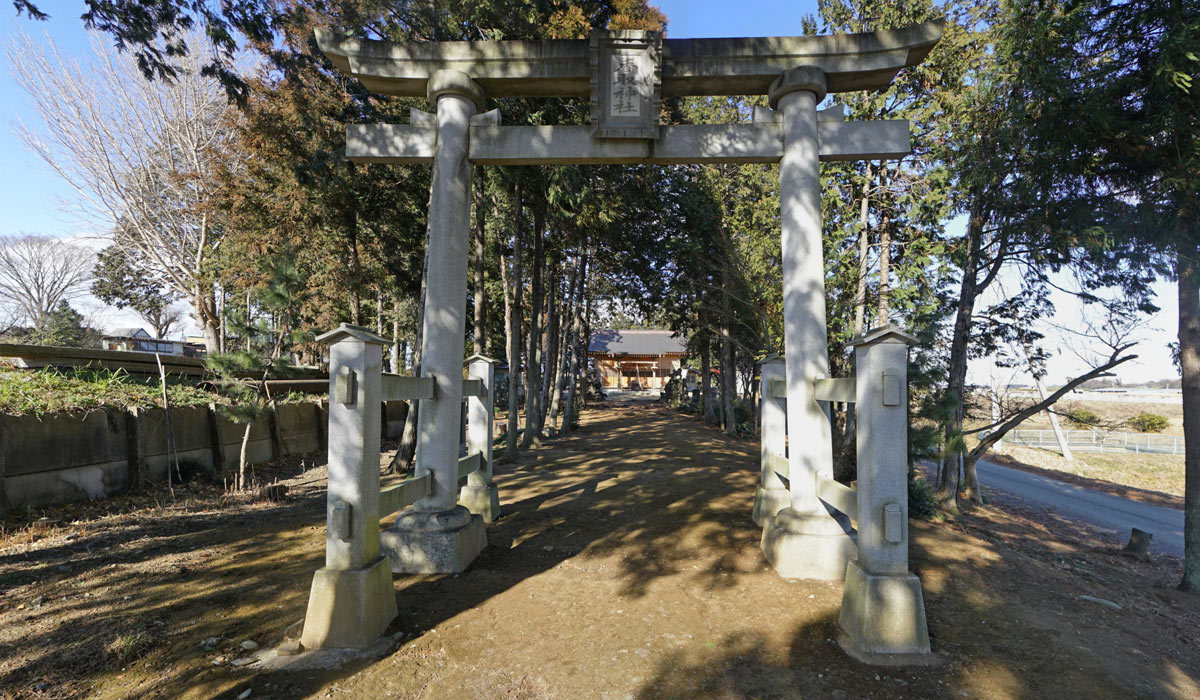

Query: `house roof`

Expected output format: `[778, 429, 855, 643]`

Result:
[588, 329, 687, 356]
[109, 327, 151, 338]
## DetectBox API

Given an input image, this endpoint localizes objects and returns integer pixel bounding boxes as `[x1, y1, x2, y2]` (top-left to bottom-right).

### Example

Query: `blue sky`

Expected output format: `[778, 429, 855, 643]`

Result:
[656, 0, 819, 37]
[2, 10, 94, 237]
[0, 2, 1180, 382]
[0, 1, 820, 237]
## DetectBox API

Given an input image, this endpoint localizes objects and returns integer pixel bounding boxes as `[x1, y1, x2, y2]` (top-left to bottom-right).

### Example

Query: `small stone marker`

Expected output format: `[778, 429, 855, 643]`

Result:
[1124, 527, 1153, 555]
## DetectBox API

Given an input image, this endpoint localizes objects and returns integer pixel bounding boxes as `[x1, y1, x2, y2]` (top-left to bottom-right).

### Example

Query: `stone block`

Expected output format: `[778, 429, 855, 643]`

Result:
[4, 462, 128, 511]
[837, 559, 933, 665]
[299, 556, 397, 651]
[752, 486, 789, 527]
[459, 481, 501, 524]
[761, 508, 856, 581]
[274, 403, 321, 455]
[215, 413, 273, 468]
[380, 506, 486, 574]
[1, 409, 127, 477]
[140, 406, 215, 480]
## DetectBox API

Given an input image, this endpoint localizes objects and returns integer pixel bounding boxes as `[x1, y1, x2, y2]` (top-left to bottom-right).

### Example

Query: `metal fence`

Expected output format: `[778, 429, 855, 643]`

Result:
[999, 429, 1184, 455]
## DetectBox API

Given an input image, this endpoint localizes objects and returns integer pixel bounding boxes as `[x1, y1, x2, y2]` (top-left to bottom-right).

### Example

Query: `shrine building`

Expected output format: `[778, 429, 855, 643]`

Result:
[589, 329, 687, 390]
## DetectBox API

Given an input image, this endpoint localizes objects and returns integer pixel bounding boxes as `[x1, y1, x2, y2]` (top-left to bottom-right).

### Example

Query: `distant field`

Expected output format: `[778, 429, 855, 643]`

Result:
[970, 395, 1186, 499]
[1017, 398, 1184, 436]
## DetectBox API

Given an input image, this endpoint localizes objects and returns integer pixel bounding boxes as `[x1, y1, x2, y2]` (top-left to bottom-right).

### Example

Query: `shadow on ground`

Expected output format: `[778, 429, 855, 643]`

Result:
[2, 403, 1198, 699]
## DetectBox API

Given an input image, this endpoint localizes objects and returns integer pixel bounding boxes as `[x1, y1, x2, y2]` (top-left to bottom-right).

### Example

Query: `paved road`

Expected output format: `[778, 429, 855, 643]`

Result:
[976, 458, 1185, 556]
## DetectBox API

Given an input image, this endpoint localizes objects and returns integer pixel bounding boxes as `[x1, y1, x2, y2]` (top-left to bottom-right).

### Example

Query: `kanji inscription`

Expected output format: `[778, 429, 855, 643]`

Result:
[589, 30, 661, 139]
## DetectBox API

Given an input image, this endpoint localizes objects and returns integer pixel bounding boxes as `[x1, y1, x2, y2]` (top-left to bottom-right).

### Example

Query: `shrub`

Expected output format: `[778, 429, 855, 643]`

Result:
[1064, 408, 1100, 428]
[1128, 412, 1169, 433]
[908, 469, 937, 520]
[711, 398, 756, 438]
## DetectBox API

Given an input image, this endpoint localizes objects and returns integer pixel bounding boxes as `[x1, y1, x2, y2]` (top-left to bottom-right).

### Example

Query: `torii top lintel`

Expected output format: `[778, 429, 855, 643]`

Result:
[315, 22, 942, 99]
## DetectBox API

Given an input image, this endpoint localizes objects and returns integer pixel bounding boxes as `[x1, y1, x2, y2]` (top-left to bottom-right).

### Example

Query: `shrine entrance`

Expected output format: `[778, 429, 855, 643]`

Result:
[299, 22, 943, 665]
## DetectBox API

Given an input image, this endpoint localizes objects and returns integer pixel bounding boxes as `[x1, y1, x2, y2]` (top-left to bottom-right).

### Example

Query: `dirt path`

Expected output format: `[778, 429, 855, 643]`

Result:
[2, 403, 1199, 699]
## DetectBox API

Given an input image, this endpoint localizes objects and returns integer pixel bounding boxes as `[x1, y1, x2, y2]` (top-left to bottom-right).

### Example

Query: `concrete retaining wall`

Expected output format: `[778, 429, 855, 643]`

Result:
[0, 400, 409, 514]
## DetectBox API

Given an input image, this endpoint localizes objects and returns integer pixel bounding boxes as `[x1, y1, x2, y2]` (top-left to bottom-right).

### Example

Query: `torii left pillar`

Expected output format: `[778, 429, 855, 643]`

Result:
[380, 70, 487, 573]
[760, 67, 857, 580]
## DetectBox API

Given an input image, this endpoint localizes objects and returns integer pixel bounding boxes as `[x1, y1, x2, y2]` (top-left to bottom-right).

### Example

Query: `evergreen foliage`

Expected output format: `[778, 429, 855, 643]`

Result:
[1128, 412, 1170, 435]
[22, 301, 99, 348]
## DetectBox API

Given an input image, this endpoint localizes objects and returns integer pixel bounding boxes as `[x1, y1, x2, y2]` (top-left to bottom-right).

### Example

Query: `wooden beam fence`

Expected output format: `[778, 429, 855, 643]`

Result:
[380, 472, 432, 516]
[813, 377, 856, 404]
[816, 474, 858, 521]
[379, 374, 487, 402]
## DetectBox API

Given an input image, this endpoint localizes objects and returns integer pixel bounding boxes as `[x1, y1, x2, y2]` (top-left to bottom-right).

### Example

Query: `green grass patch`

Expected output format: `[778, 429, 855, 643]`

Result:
[0, 367, 220, 416]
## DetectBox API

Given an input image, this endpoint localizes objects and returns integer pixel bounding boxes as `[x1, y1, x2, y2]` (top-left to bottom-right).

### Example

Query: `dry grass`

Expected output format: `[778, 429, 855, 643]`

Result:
[1018, 398, 1183, 435]
[988, 442, 1185, 499]
[967, 395, 1185, 499]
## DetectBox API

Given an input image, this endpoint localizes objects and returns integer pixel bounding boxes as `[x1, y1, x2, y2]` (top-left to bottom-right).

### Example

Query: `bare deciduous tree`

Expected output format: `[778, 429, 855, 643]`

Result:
[7, 30, 240, 351]
[0, 234, 93, 327]
[959, 298, 1144, 501]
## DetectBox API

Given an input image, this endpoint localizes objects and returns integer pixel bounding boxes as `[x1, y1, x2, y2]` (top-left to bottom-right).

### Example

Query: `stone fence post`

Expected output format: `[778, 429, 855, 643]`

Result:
[753, 355, 789, 526]
[839, 325, 931, 664]
[300, 324, 397, 651]
[460, 354, 501, 522]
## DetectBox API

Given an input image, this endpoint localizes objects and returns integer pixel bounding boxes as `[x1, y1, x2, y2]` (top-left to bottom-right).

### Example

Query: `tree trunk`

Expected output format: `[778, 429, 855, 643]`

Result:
[391, 296, 400, 373]
[504, 179, 524, 459]
[375, 288, 386, 370]
[237, 422, 252, 490]
[346, 206, 362, 326]
[936, 196, 988, 513]
[562, 250, 588, 433]
[720, 265, 737, 437]
[195, 283, 222, 353]
[522, 203, 546, 448]
[219, 285, 228, 353]
[853, 161, 872, 337]
[473, 165, 487, 357]
[392, 220, 430, 473]
[876, 163, 892, 326]
[547, 253, 578, 433]
[701, 338, 715, 424]
[1179, 241, 1200, 591]
[244, 291, 252, 352]
[720, 330, 737, 437]
[540, 254, 561, 434]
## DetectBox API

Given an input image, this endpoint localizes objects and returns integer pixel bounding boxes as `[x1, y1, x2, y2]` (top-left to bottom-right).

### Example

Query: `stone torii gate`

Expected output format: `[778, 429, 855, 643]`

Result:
[306, 21, 941, 654]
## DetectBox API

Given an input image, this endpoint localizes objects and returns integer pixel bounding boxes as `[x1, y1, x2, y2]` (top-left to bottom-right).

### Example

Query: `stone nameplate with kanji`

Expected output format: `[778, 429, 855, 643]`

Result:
[590, 30, 662, 140]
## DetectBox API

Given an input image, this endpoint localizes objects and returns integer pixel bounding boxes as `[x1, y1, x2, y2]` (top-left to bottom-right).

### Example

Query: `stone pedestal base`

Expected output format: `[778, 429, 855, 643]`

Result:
[459, 481, 501, 523]
[761, 507, 856, 580]
[300, 556, 397, 650]
[838, 559, 933, 665]
[752, 486, 790, 527]
[380, 505, 486, 574]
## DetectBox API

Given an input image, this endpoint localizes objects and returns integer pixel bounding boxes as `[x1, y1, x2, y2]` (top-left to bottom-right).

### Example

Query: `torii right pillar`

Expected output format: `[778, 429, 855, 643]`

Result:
[761, 66, 858, 580]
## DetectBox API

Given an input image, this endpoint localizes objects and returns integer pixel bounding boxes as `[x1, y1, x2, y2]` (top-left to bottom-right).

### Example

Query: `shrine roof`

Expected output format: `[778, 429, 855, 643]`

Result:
[589, 329, 688, 357]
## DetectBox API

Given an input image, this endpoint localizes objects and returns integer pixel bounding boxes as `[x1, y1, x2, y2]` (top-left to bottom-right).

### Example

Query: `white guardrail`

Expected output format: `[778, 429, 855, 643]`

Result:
[998, 428, 1184, 455]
